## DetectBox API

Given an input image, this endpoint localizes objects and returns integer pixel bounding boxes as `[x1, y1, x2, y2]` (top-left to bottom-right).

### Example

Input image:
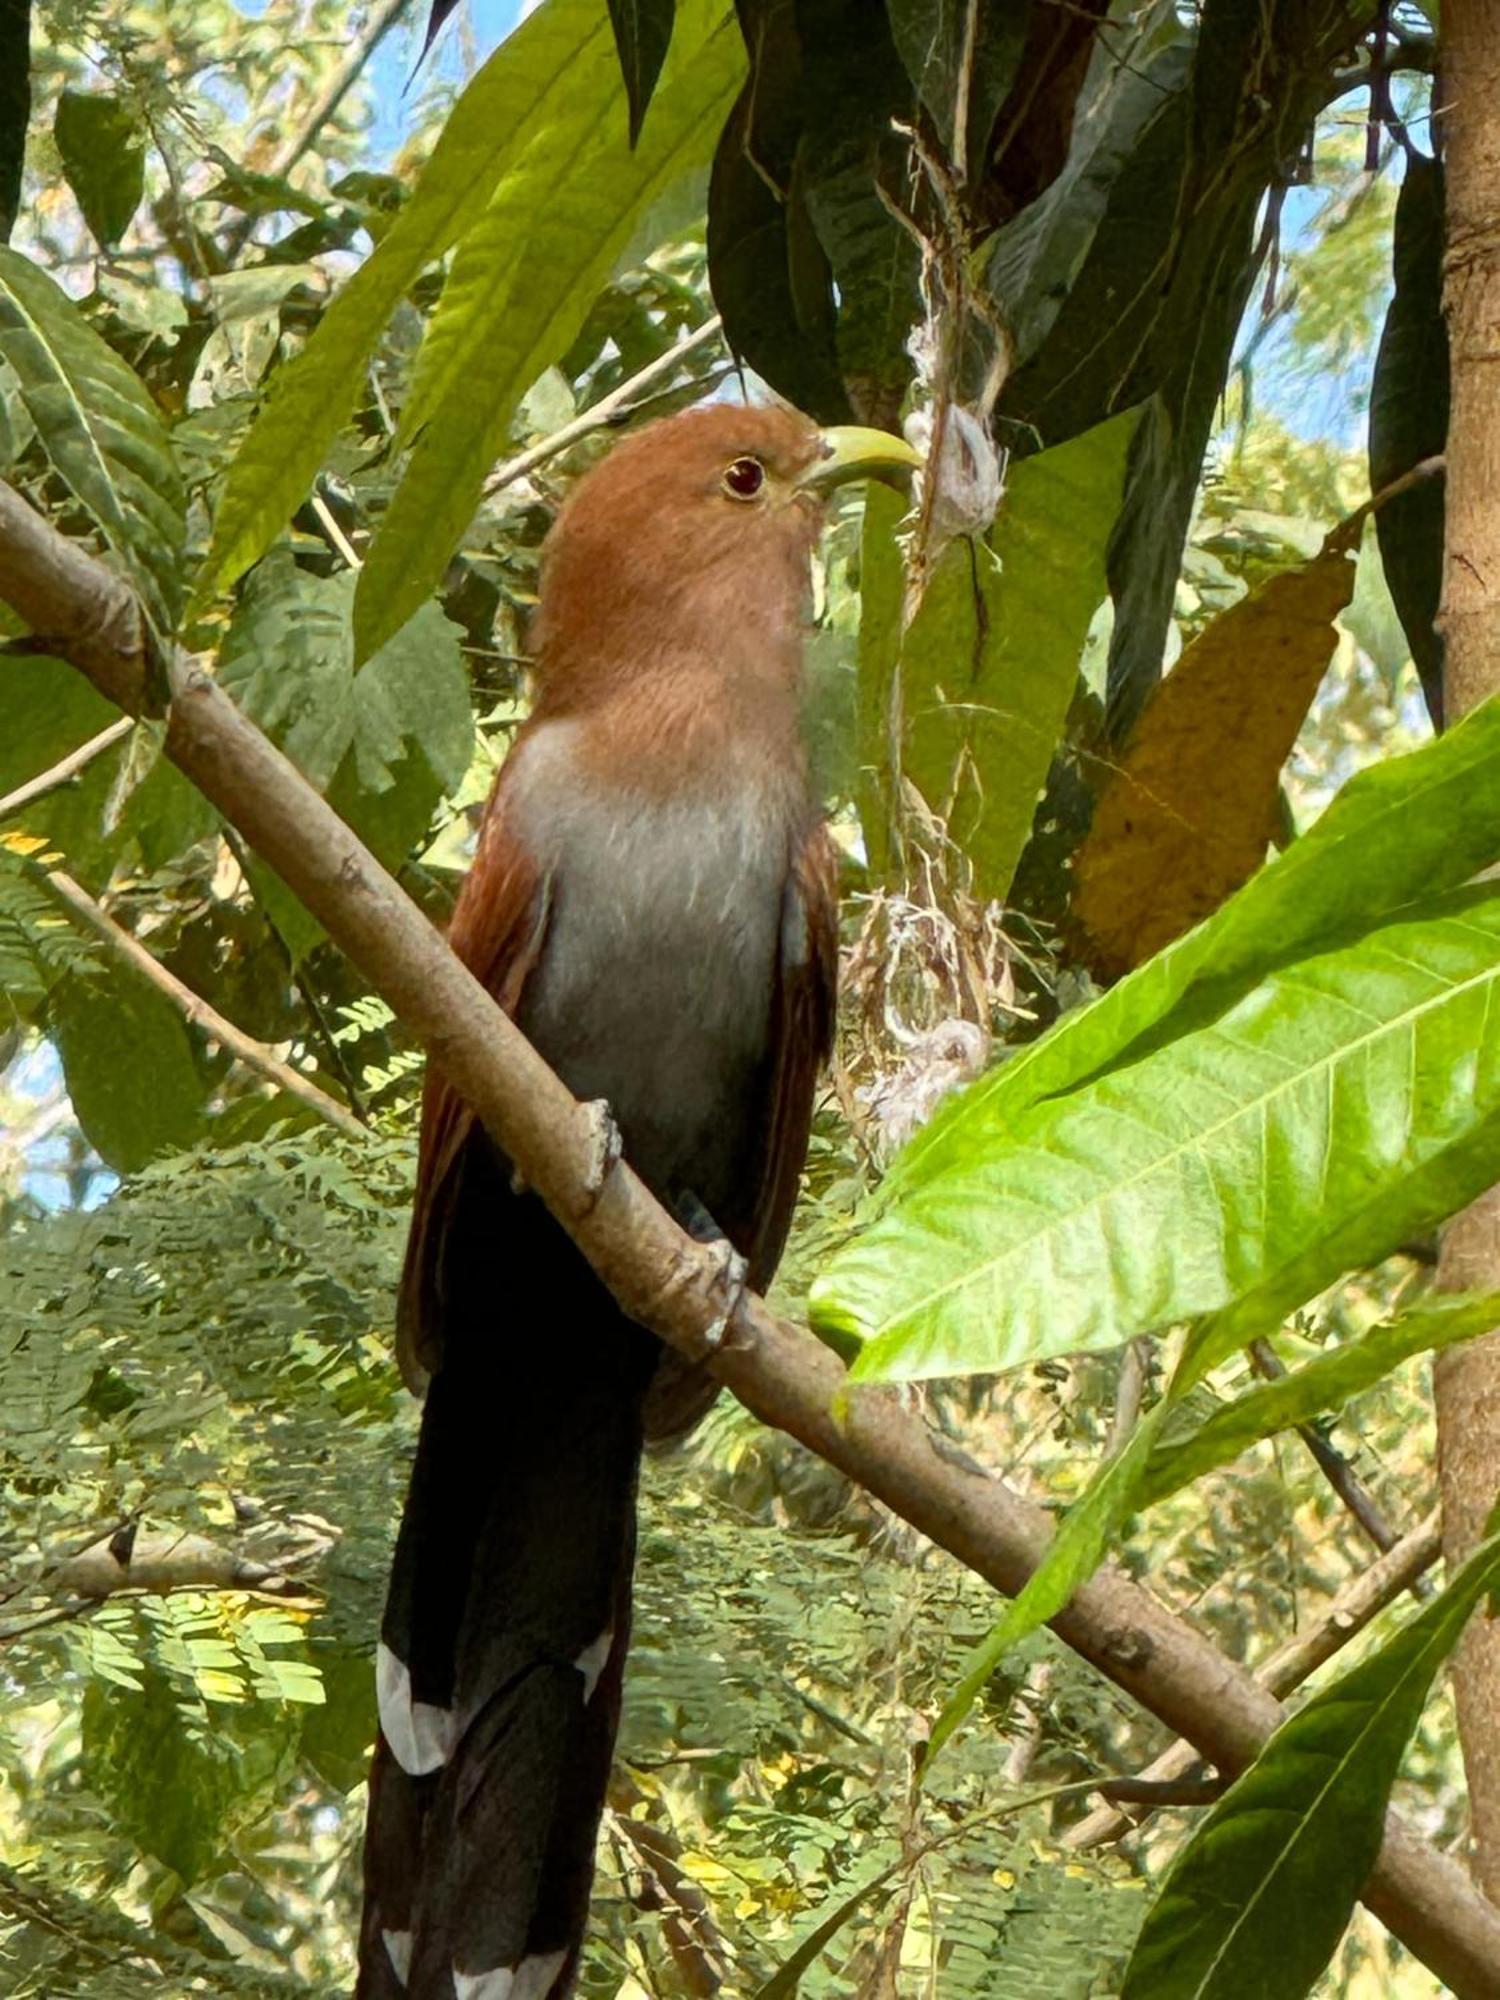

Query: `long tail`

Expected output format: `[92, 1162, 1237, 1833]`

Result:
[358, 1168, 658, 2000]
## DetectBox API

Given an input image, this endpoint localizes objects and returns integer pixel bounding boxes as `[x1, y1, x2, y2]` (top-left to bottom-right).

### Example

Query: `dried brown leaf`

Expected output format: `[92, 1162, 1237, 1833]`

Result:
[1071, 536, 1358, 977]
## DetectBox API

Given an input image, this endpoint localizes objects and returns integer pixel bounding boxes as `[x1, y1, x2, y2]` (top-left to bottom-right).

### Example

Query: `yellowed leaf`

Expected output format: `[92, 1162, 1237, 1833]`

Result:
[1072, 537, 1358, 977]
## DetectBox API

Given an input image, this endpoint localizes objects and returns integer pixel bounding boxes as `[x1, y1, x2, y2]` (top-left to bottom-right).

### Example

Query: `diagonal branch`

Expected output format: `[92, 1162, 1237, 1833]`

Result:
[1, 479, 1498, 1998]
[265, 0, 414, 184]
[0, 715, 131, 820]
[42, 866, 366, 1140]
[481, 314, 725, 502]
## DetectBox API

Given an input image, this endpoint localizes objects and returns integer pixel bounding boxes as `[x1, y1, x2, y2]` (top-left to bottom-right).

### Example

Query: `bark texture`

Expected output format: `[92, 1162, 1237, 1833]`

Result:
[1435, 0, 1500, 1909]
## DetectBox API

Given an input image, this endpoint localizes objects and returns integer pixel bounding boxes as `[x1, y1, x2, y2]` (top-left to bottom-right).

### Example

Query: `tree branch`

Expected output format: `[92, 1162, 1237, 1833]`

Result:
[1433, 0, 1500, 1903]
[267, 0, 413, 183]
[43, 867, 366, 1140]
[0, 1527, 314, 1640]
[0, 715, 131, 820]
[1248, 1335, 1423, 1587]
[2, 481, 1499, 1997]
[481, 315, 725, 501]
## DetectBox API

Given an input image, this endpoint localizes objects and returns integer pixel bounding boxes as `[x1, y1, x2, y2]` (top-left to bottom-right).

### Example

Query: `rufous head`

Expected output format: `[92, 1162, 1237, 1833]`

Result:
[531, 402, 918, 698]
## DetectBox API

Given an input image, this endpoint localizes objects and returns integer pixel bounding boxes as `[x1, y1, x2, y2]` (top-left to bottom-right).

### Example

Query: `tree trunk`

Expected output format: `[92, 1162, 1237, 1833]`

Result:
[1434, 0, 1500, 1908]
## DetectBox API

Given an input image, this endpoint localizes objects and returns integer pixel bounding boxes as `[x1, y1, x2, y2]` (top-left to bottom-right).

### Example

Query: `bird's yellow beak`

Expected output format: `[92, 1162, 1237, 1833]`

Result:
[797, 425, 924, 495]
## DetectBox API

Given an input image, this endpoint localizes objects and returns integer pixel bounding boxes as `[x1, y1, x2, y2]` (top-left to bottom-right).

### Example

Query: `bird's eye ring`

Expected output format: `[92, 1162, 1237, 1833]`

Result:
[722, 456, 766, 500]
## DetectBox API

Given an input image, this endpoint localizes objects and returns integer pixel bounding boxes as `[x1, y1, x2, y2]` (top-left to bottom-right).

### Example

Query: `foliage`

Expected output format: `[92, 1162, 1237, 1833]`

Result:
[1121, 1528, 1500, 1998]
[816, 726, 1500, 1386]
[0, 242, 183, 638]
[0, 0, 1478, 1996]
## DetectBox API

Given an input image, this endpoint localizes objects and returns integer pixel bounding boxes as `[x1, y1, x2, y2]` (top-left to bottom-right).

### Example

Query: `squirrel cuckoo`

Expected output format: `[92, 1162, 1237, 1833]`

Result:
[357, 401, 919, 2000]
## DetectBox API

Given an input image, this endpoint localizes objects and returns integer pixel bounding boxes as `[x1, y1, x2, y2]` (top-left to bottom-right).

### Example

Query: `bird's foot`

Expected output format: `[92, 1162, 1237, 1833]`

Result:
[578, 1098, 623, 1209]
[675, 1191, 749, 1353]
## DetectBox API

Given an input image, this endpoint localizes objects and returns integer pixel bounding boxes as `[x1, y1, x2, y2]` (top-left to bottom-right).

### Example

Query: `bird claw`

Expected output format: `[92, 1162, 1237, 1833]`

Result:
[578, 1098, 623, 1209]
[676, 1192, 748, 1352]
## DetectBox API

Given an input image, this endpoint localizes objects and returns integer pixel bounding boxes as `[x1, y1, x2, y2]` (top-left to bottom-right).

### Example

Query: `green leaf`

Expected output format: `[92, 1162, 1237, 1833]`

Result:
[196, 0, 621, 608]
[0, 246, 184, 636]
[216, 559, 367, 790]
[754, 1853, 903, 2000]
[51, 968, 208, 1173]
[352, 0, 744, 661]
[994, 1, 1368, 741]
[815, 885, 1500, 1383]
[880, 694, 1500, 1212]
[0, 653, 118, 861]
[795, 2, 921, 419]
[707, 44, 850, 425]
[975, 4, 1188, 379]
[1141, 1293, 1500, 1506]
[54, 89, 145, 247]
[608, 0, 676, 143]
[887, 0, 1030, 180]
[0, 854, 100, 1008]
[0, 657, 217, 884]
[1100, 0, 1379, 741]
[924, 1404, 1169, 1768]
[298, 1644, 377, 1794]
[217, 557, 472, 955]
[82, 1664, 299, 1886]
[899, 410, 1137, 901]
[219, 557, 471, 792]
[1120, 1528, 1500, 1999]
[1370, 153, 1446, 727]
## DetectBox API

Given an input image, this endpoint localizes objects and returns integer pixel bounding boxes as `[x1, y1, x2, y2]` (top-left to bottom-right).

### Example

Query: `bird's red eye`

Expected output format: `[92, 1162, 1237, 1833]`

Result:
[723, 456, 766, 499]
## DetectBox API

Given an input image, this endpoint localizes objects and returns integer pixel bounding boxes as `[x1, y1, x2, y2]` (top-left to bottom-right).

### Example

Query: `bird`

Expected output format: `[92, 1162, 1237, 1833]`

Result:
[356, 399, 920, 2000]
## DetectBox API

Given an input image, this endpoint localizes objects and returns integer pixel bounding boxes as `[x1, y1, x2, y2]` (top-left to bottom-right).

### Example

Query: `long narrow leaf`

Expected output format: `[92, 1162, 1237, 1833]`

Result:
[894, 409, 1138, 903]
[1120, 1528, 1500, 2000]
[814, 887, 1500, 1383]
[878, 693, 1500, 1213]
[352, 0, 743, 661]
[1142, 1292, 1500, 1504]
[0, 247, 183, 637]
[608, 0, 677, 143]
[195, 0, 616, 607]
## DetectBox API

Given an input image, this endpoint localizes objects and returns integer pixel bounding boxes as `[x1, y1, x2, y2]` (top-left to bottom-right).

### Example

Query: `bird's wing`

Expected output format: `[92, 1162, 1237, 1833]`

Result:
[395, 778, 552, 1393]
[742, 818, 840, 1290]
[642, 819, 836, 1439]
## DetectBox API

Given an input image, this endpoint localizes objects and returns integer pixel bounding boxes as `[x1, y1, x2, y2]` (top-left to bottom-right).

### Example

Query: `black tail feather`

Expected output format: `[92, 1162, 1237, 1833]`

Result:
[359, 1159, 657, 2000]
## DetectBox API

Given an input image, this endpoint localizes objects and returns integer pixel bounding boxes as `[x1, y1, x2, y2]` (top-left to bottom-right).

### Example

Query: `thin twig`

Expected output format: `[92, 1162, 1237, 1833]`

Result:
[218, 0, 414, 264]
[481, 317, 725, 502]
[311, 491, 363, 570]
[1358, 452, 1446, 524]
[1106, 1338, 1152, 1456]
[1249, 1336, 1421, 1581]
[1064, 1507, 1444, 1851]
[1095, 1773, 1225, 1807]
[0, 717, 132, 821]
[267, 0, 414, 182]
[0, 1599, 99, 1643]
[218, 822, 372, 1123]
[43, 868, 366, 1140]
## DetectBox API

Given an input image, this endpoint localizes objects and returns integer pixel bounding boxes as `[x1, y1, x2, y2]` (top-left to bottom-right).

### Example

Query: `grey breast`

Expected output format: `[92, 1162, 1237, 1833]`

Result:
[508, 719, 794, 1213]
